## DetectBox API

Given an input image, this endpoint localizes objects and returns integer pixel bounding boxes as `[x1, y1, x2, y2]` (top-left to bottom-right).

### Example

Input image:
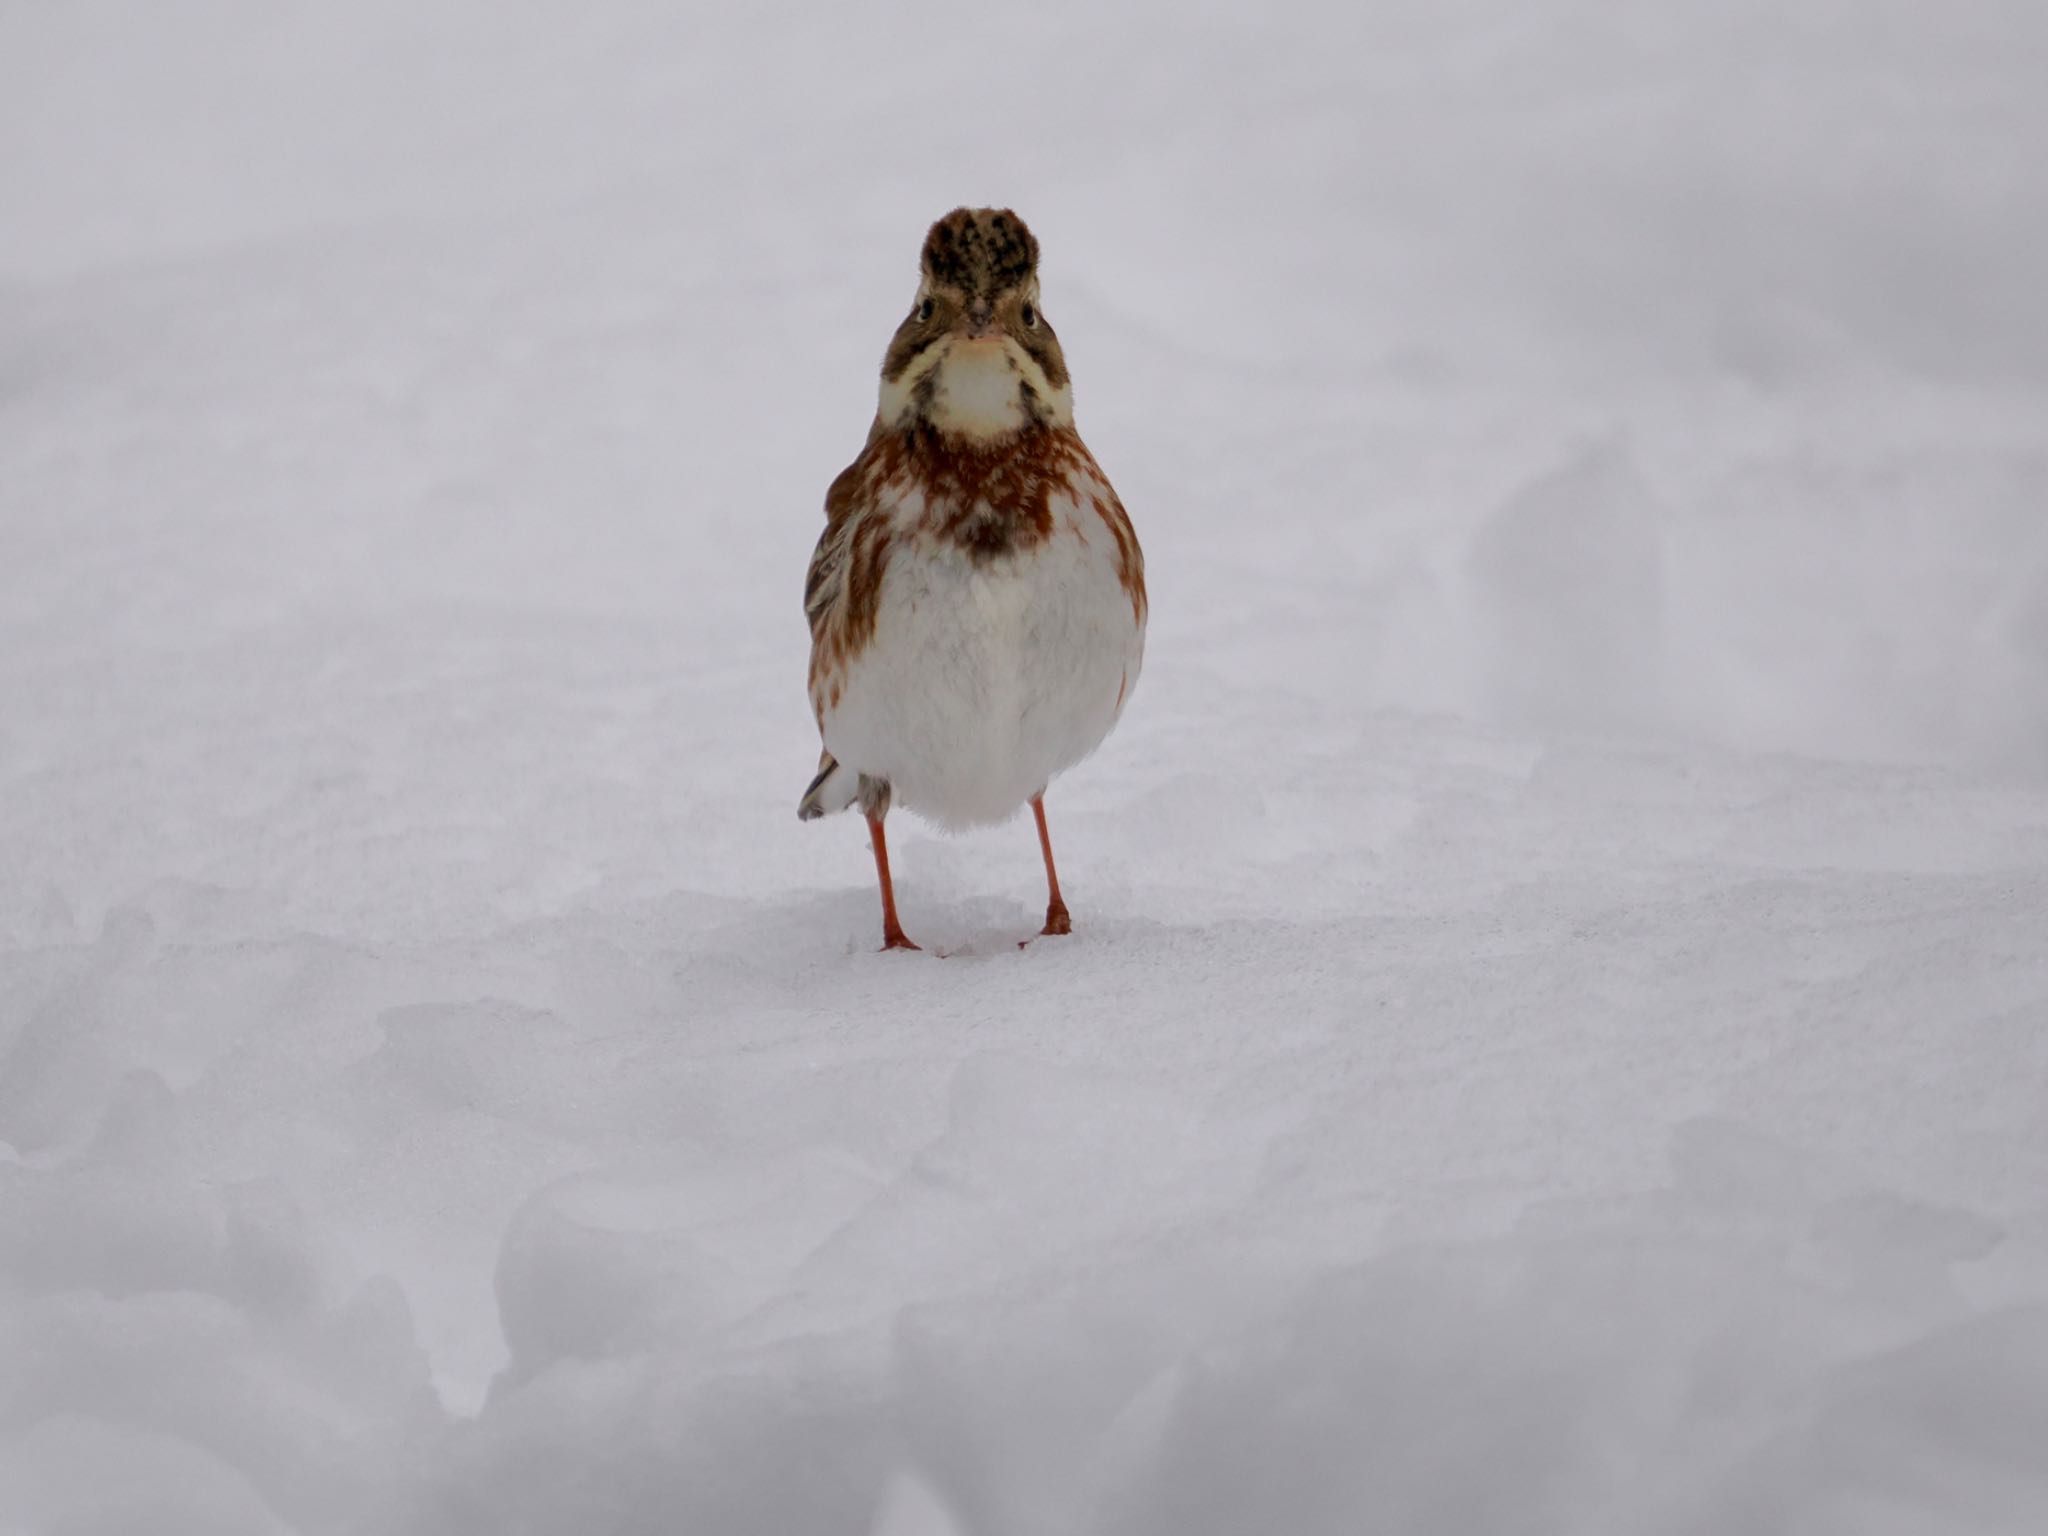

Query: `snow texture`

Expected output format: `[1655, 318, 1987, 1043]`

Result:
[3, 2, 2047, 1533]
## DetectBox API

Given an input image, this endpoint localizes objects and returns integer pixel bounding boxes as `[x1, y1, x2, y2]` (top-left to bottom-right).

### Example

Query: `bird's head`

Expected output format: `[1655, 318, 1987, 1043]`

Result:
[876, 207, 1073, 443]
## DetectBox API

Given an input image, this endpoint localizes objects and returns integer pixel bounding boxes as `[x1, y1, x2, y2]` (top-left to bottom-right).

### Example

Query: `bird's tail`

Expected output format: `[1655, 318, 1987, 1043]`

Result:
[797, 750, 859, 821]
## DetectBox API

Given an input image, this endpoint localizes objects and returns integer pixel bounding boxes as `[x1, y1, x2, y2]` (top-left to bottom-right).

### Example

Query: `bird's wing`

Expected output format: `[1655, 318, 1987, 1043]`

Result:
[803, 452, 870, 638]
[804, 435, 906, 754]
[805, 419, 891, 633]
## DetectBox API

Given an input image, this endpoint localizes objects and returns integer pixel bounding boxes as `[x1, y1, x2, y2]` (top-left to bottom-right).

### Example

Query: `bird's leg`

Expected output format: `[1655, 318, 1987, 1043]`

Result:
[1031, 795, 1072, 937]
[867, 812, 920, 951]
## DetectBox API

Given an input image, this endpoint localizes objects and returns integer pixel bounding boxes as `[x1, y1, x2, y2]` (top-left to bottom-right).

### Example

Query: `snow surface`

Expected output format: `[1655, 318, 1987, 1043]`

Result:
[4, 2, 2048, 1532]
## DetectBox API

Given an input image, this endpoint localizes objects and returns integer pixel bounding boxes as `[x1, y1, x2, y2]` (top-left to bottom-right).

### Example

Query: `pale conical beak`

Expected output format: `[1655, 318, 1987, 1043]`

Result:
[961, 301, 1000, 340]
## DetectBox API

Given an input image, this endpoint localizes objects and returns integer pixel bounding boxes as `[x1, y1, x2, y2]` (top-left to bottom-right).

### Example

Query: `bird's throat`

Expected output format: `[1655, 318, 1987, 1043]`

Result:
[881, 337, 1069, 443]
[927, 342, 1029, 441]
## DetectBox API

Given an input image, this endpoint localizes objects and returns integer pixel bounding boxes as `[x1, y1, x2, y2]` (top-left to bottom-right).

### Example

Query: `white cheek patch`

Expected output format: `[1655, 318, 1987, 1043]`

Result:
[1014, 348, 1074, 426]
[877, 350, 940, 430]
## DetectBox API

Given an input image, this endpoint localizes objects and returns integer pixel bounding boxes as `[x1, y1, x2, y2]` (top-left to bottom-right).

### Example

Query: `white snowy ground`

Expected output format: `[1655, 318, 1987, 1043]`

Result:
[5, 3, 2048, 1532]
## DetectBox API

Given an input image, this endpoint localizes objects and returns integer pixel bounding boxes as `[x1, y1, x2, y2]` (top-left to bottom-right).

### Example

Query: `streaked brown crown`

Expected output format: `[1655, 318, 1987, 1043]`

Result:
[921, 208, 1039, 298]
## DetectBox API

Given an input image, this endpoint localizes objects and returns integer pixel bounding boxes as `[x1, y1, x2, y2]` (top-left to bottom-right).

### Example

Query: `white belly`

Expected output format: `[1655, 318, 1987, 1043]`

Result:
[822, 501, 1145, 829]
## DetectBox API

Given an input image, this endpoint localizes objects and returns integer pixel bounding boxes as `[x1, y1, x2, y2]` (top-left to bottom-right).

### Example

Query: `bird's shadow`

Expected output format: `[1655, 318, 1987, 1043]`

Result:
[668, 882, 1222, 974]
[791, 888, 1062, 962]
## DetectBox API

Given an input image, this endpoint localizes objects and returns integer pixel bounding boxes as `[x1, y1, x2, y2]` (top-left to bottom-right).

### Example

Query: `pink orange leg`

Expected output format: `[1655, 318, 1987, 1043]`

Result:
[1031, 795, 1072, 937]
[867, 813, 919, 952]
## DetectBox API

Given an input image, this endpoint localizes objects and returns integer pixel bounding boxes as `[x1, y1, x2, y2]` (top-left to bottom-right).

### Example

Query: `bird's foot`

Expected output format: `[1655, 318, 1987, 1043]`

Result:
[1020, 903, 1072, 947]
[881, 928, 922, 953]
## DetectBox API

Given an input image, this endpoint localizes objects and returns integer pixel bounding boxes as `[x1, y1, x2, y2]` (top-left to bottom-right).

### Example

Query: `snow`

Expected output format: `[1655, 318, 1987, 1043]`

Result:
[4, 2, 2047, 1532]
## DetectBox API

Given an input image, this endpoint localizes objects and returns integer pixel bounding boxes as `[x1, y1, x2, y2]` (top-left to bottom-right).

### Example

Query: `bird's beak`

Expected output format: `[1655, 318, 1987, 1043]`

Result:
[960, 301, 1001, 340]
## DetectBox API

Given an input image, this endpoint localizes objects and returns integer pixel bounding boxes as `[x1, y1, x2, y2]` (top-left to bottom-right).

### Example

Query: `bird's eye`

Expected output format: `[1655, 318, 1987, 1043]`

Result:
[917, 297, 935, 322]
[1020, 302, 1038, 329]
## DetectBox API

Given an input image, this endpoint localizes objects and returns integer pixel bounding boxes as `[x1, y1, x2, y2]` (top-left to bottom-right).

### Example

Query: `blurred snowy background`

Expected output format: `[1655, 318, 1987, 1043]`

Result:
[4, 2, 2047, 1532]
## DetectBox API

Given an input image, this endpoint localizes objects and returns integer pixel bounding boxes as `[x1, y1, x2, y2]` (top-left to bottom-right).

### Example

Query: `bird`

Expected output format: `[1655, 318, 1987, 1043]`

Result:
[799, 206, 1147, 952]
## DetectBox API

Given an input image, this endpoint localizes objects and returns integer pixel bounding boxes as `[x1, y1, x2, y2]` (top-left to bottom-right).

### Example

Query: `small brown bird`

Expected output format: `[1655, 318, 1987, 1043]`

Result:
[800, 207, 1147, 951]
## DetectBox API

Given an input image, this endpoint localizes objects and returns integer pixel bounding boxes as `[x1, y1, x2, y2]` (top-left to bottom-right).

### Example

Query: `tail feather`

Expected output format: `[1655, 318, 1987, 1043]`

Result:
[798, 750, 858, 821]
